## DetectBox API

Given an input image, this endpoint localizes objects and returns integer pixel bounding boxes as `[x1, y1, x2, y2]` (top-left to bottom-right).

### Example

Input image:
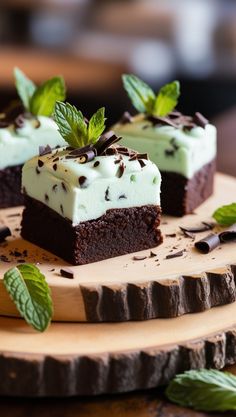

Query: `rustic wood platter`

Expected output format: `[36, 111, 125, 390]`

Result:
[1, 300, 236, 396]
[0, 173, 236, 322]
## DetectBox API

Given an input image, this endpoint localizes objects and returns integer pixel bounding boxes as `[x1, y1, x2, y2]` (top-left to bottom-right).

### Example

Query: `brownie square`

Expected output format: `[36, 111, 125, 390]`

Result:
[160, 159, 216, 216]
[21, 196, 163, 265]
[0, 164, 24, 208]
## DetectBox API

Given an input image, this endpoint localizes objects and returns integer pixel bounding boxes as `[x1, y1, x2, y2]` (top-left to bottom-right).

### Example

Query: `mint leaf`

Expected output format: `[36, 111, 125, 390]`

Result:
[54, 102, 106, 148]
[3, 264, 53, 332]
[54, 101, 87, 147]
[30, 76, 66, 116]
[14, 67, 36, 111]
[122, 74, 155, 114]
[213, 203, 236, 226]
[166, 369, 236, 412]
[153, 80, 180, 117]
[88, 107, 106, 143]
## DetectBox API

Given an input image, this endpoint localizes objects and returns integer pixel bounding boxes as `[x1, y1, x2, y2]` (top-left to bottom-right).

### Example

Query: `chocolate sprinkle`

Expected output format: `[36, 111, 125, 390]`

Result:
[60, 268, 74, 279]
[195, 233, 221, 254]
[0, 226, 11, 242]
[165, 233, 176, 238]
[166, 250, 185, 260]
[117, 161, 125, 178]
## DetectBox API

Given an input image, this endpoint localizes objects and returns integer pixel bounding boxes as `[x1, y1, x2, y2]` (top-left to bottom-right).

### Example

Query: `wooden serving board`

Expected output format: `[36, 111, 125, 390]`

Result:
[0, 173, 236, 322]
[1, 301, 236, 396]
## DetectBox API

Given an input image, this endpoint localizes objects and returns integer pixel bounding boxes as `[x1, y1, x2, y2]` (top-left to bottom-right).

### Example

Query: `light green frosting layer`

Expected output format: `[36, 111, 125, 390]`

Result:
[113, 115, 217, 179]
[22, 147, 161, 225]
[0, 116, 66, 170]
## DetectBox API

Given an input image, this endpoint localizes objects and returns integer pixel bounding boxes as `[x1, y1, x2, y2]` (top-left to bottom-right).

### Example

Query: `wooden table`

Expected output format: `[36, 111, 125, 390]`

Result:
[0, 385, 235, 417]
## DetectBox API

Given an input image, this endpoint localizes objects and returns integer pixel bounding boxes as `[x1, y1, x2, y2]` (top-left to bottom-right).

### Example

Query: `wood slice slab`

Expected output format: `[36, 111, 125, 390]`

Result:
[1, 301, 236, 396]
[0, 173, 236, 322]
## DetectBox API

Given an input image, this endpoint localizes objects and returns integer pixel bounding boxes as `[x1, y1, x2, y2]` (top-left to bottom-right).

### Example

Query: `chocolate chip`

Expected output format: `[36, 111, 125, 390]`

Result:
[60, 204, 64, 215]
[45, 194, 49, 202]
[93, 161, 100, 167]
[36, 167, 40, 175]
[53, 163, 57, 171]
[117, 161, 125, 178]
[119, 194, 127, 199]
[0, 226, 11, 242]
[39, 145, 52, 156]
[138, 159, 146, 168]
[38, 159, 44, 167]
[78, 176, 87, 187]
[52, 184, 58, 192]
[61, 182, 67, 192]
[60, 268, 74, 279]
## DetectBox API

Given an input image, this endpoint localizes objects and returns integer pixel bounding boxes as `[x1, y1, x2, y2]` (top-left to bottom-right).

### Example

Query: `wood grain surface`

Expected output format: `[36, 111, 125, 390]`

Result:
[0, 173, 236, 322]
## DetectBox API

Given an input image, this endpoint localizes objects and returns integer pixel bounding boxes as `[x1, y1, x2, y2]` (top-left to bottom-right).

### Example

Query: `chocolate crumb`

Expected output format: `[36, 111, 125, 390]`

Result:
[149, 251, 157, 258]
[45, 194, 49, 202]
[53, 163, 57, 171]
[36, 167, 40, 175]
[166, 250, 185, 260]
[93, 161, 100, 168]
[50, 268, 55, 272]
[117, 161, 125, 178]
[132, 255, 147, 261]
[60, 268, 74, 279]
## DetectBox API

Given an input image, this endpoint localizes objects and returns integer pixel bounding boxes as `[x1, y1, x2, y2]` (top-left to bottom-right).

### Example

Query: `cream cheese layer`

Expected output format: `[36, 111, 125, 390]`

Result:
[22, 147, 161, 225]
[113, 115, 217, 179]
[0, 116, 66, 170]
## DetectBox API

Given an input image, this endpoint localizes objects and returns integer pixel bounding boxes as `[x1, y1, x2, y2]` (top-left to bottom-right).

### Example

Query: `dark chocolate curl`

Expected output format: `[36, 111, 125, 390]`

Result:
[95, 131, 121, 155]
[219, 224, 236, 243]
[195, 233, 221, 254]
[194, 112, 209, 128]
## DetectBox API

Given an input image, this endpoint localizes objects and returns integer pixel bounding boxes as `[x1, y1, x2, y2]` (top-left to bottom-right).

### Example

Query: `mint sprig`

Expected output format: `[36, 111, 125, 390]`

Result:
[54, 101, 106, 148]
[213, 203, 236, 226]
[3, 264, 53, 332]
[166, 369, 236, 412]
[122, 74, 180, 117]
[13, 67, 66, 116]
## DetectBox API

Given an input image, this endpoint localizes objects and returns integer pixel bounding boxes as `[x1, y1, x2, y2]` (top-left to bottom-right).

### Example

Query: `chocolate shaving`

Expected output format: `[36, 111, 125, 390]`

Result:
[119, 194, 127, 199]
[117, 161, 125, 178]
[95, 131, 121, 155]
[195, 233, 221, 254]
[132, 255, 147, 261]
[138, 159, 146, 168]
[166, 250, 185, 259]
[219, 224, 236, 243]
[194, 112, 209, 128]
[147, 110, 209, 130]
[0, 226, 11, 242]
[180, 222, 214, 234]
[119, 111, 133, 124]
[149, 251, 157, 258]
[39, 145, 52, 156]
[60, 268, 74, 279]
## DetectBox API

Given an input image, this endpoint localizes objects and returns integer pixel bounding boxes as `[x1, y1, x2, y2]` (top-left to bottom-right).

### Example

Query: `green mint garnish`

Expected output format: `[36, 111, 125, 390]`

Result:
[213, 203, 236, 226]
[3, 263, 53, 332]
[54, 101, 106, 148]
[122, 74, 180, 117]
[166, 369, 236, 412]
[14, 67, 66, 116]
[14, 67, 36, 111]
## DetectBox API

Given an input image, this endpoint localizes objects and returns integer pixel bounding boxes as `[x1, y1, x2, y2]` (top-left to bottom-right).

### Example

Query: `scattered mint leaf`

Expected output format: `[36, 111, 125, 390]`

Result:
[3, 264, 53, 332]
[153, 80, 180, 117]
[88, 107, 106, 144]
[166, 369, 236, 412]
[54, 101, 106, 148]
[14, 67, 36, 111]
[122, 74, 155, 114]
[30, 76, 66, 116]
[213, 203, 236, 226]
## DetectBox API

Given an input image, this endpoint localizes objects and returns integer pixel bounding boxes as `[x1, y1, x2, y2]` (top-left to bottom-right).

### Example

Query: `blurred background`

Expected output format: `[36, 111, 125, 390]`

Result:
[0, 0, 236, 175]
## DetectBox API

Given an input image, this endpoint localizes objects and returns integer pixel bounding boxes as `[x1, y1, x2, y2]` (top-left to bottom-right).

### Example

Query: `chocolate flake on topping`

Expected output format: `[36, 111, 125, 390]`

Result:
[147, 110, 209, 130]
[78, 176, 87, 187]
[60, 204, 64, 214]
[119, 194, 127, 199]
[53, 163, 57, 171]
[138, 159, 146, 168]
[52, 184, 58, 192]
[105, 187, 110, 201]
[39, 144, 52, 156]
[38, 159, 44, 167]
[61, 182, 67, 192]
[93, 161, 100, 167]
[117, 161, 125, 178]
[45, 193, 49, 202]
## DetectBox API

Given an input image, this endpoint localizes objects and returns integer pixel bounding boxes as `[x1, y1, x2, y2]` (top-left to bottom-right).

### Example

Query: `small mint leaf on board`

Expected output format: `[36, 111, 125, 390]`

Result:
[88, 107, 106, 144]
[54, 101, 87, 148]
[153, 80, 180, 117]
[122, 74, 155, 114]
[14, 67, 36, 111]
[213, 203, 236, 226]
[3, 264, 53, 332]
[30, 76, 66, 116]
[166, 369, 236, 412]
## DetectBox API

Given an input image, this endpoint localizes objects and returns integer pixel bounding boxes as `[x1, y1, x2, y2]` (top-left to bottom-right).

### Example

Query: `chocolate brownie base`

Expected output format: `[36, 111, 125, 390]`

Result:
[161, 159, 216, 217]
[21, 197, 163, 265]
[0, 164, 24, 208]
